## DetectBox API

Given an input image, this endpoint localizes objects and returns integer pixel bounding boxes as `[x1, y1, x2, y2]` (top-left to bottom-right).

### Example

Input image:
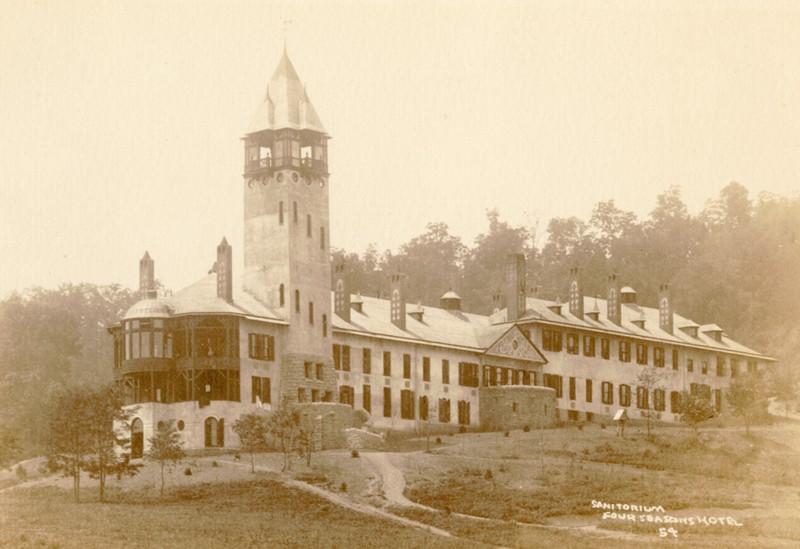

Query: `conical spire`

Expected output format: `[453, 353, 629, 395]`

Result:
[247, 50, 326, 134]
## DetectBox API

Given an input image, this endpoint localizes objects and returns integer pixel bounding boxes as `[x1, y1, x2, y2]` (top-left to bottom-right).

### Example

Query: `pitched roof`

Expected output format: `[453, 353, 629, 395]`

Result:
[247, 50, 326, 134]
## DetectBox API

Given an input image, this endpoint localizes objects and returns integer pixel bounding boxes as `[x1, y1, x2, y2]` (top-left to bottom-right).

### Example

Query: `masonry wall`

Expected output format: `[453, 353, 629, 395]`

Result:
[479, 386, 558, 431]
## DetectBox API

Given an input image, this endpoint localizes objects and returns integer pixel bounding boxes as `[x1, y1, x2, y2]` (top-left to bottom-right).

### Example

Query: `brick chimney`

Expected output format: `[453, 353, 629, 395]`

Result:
[333, 259, 351, 322]
[658, 284, 673, 334]
[390, 272, 407, 330]
[568, 266, 583, 319]
[607, 274, 621, 325]
[505, 253, 526, 321]
[216, 237, 233, 303]
[139, 251, 155, 299]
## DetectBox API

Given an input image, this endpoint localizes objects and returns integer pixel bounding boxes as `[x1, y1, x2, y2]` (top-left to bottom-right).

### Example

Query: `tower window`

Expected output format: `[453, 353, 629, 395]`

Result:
[306, 214, 312, 237]
[279, 202, 284, 225]
[279, 284, 285, 307]
[295, 290, 300, 313]
[308, 301, 314, 324]
[320, 227, 325, 249]
[322, 314, 327, 337]
[293, 201, 298, 223]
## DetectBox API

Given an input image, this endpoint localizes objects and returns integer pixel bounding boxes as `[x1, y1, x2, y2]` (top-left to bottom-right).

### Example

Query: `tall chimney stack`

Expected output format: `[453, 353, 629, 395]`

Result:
[139, 251, 155, 299]
[216, 237, 233, 303]
[607, 273, 621, 325]
[333, 259, 351, 322]
[568, 266, 584, 319]
[505, 253, 526, 321]
[390, 272, 407, 330]
[658, 284, 673, 333]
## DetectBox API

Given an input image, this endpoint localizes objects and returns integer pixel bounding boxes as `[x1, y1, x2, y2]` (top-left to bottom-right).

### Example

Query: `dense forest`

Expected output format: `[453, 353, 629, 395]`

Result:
[1, 182, 797, 461]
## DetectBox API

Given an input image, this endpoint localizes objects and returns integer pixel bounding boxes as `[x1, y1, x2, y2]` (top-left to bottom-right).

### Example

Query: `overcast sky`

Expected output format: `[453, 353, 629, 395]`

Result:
[1, 0, 799, 298]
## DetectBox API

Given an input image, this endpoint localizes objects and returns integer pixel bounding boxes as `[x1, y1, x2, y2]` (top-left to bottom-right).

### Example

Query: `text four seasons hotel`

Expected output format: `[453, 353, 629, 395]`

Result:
[108, 51, 773, 453]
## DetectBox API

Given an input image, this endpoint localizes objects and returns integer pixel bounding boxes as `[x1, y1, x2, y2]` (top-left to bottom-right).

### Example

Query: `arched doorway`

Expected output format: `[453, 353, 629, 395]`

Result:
[204, 417, 225, 448]
[131, 418, 144, 459]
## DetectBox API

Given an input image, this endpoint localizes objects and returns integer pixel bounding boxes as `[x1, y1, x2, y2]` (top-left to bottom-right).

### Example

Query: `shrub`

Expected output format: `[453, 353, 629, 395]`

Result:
[504, 430, 510, 437]
[522, 424, 531, 432]
[351, 449, 360, 458]
[484, 469, 493, 480]
[184, 467, 192, 476]
[600, 422, 606, 430]
[435, 437, 441, 444]
[458, 426, 467, 434]
[340, 482, 347, 492]
[577, 424, 584, 431]
[211, 461, 219, 468]
[15, 464, 26, 480]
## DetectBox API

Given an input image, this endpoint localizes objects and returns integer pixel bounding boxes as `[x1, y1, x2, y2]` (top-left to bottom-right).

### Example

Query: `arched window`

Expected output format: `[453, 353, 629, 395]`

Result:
[279, 201, 284, 225]
[295, 290, 300, 313]
[308, 301, 314, 324]
[204, 417, 220, 448]
[322, 314, 328, 337]
[131, 418, 144, 459]
[306, 214, 312, 237]
[293, 201, 298, 223]
[279, 284, 285, 307]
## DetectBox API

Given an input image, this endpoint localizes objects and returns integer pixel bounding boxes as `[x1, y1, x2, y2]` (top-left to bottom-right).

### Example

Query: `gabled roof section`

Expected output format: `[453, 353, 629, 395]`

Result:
[484, 325, 547, 364]
[247, 50, 326, 134]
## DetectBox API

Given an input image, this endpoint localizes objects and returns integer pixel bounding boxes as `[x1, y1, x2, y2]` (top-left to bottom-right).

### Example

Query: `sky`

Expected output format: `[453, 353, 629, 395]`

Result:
[1, 0, 799, 298]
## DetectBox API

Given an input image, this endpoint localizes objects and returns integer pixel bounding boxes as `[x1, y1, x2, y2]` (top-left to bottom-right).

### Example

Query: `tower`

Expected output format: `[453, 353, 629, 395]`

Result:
[242, 50, 334, 403]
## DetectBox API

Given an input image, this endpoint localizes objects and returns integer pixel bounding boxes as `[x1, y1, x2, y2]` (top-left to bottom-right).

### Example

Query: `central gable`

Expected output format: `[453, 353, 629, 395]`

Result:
[484, 325, 547, 364]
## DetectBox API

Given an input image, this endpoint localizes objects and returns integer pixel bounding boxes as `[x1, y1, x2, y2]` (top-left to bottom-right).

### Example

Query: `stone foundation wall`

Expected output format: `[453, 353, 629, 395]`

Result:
[479, 386, 557, 431]
[279, 353, 338, 405]
[294, 402, 354, 450]
[345, 428, 386, 451]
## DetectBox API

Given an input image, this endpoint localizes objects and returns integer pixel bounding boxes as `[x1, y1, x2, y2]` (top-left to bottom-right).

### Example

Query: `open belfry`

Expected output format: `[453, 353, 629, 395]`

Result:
[109, 51, 772, 455]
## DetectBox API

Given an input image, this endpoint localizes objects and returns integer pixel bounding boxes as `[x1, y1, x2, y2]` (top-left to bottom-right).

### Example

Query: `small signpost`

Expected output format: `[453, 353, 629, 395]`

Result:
[613, 409, 629, 438]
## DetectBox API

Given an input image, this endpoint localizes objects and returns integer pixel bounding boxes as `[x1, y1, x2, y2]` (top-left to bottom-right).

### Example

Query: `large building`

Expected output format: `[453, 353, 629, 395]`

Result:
[109, 52, 772, 454]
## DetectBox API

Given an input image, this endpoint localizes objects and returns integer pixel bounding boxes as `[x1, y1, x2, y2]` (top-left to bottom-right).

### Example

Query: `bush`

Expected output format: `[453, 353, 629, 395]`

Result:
[522, 425, 531, 432]
[15, 464, 26, 480]
[577, 424, 584, 431]
[504, 430, 510, 437]
[458, 426, 467, 434]
[340, 482, 347, 492]
[600, 422, 606, 430]
[211, 461, 219, 468]
[351, 449, 360, 458]
[184, 467, 192, 476]
[484, 469, 493, 480]
[435, 437, 441, 444]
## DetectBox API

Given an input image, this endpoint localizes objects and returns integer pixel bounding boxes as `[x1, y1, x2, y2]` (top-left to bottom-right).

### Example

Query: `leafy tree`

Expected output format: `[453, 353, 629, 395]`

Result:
[770, 364, 798, 418]
[678, 391, 716, 438]
[726, 371, 767, 435]
[295, 425, 315, 467]
[268, 399, 300, 472]
[636, 367, 665, 438]
[232, 412, 270, 473]
[47, 385, 140, 502]
[146, 420, 185, 495]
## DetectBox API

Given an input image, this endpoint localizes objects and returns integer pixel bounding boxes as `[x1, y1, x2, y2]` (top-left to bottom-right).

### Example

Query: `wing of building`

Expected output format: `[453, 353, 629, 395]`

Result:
[108, 52, 773, 454]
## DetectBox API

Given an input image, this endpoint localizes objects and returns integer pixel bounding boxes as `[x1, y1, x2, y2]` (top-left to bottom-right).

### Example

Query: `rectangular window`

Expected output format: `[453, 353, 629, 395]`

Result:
[441, 359, 450, 384]
[701, 361, 708, 375]
[566, 333, 579, 355]
[730, 359, 739, 378]
[543, 329, 563, 352]
[342, 345, 351, 371]
[583, 335, 595, 357]
[672, 349, 679, 371]
[383, 387, 392, 417]
[383, 351, 391, 377]
[619, 341, 631, 362]
[403, 354, 411, 379]
[654, 389, 665, 412]
[687, 358, 694, 373]
[500, 368, 509, 385]
[457, 400, 471, 425]
[747, 360, 757, 373]
[315, 363, 323, 380]
[439, 398, 451, 423]
[251, 376, 271, 404]
[308, 301, 314, 324]
[401, 390, 415, 419]
[362, 348, 372, 374]
[636, 343, 648, 365]
[511, 369, 519, 385]
[569, 377, 576, 400]
[320, 227, 325, 249]
[458, 362, 479, 387]
[248, 334, 274, 361]
[670, 391, 682, 413]
[311, 389, 319, 402]
[304, 361, 313, 379]
[522, 371, 531, 385]
[585, 379, 593, 403]
[654, 347, 665, 368]
[637, 387, 649, 409]
[333, 344, 341, 370]
[422, 357, 430, 382]
[619, 384, 631, 407]
[601, 338, 610, 360]
[419, 396, 429, 421]
[339, 385, 354, 407]
[363, 384, 371, 413]
[297, 388, 307, 403]
[602, 382, 613, 405]
[544, 374, 563, 398]
[716, 357, 725, 377]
